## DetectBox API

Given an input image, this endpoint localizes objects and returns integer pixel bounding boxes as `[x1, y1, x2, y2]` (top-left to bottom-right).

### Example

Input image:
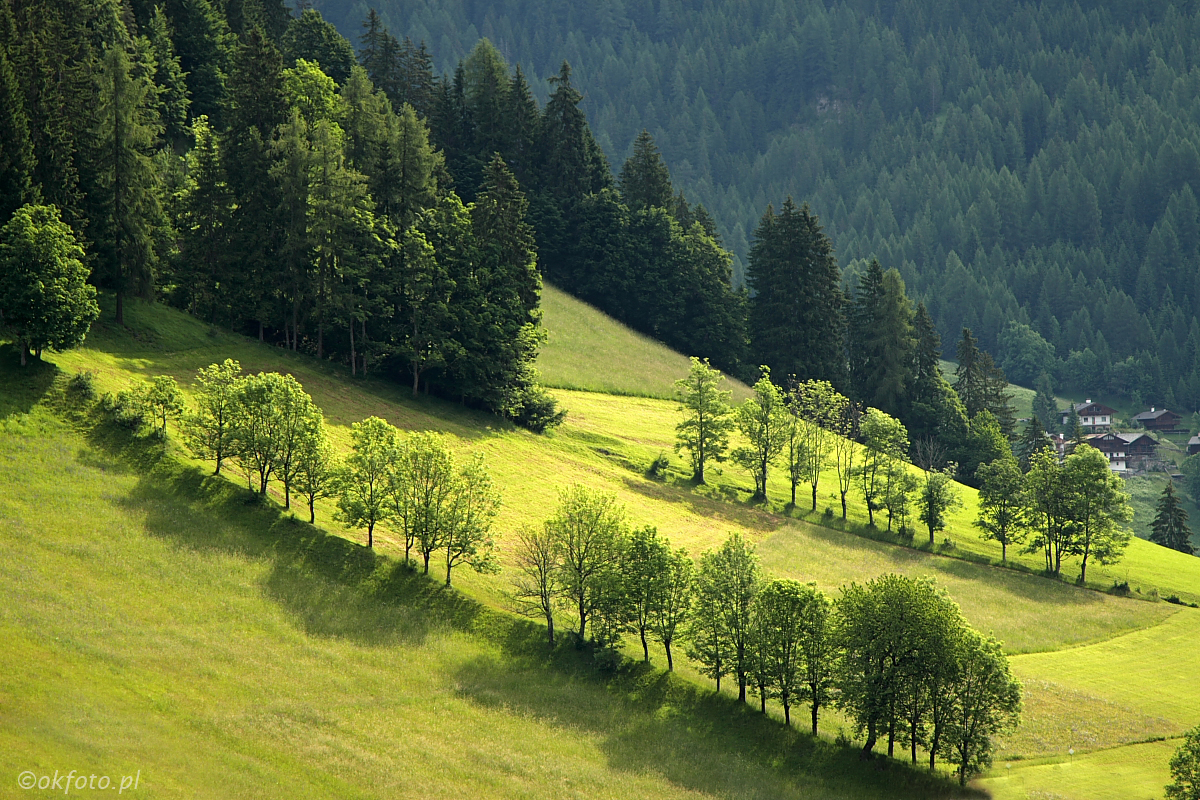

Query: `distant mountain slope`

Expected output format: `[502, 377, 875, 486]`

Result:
[315, 0, 1200, 412]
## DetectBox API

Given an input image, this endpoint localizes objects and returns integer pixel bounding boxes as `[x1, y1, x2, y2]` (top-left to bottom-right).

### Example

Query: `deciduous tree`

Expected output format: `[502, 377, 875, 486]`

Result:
[732, 368, 789, 501]
[674, 357, 734, 483]
[335, 416, 397, 547]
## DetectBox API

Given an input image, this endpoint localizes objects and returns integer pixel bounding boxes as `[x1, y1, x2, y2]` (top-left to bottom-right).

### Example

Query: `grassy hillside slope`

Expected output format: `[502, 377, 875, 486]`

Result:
[6, 295, 1200, 797]
[538, 283, 751, 400]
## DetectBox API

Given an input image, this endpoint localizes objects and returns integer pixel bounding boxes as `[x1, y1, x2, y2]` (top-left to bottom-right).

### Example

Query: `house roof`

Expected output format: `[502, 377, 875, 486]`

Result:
[1134, 408, 1180, 421]
[1066, 400, 1117, 416]
[1190, 435, 1200, 447]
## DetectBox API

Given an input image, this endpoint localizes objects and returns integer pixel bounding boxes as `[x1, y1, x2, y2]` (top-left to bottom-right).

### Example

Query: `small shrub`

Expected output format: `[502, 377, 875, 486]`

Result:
[99, 390, 147, 432]
[823, 506, 834, 520]
[834, 727, 852, 748]
[897, 524, 914, 542]
[66, 370, 96, 401]
[508, 385, 567, 433]
[646, 451, 670, 480]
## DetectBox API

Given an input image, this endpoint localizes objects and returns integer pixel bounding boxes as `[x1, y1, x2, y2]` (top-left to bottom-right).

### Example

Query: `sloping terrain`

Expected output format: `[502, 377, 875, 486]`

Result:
[4, 295, 1200, 797]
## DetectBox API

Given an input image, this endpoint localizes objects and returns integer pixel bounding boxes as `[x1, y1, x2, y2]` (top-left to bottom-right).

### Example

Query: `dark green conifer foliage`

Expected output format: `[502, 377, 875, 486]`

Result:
[747, 198, 845, 386]
[504, 65, 541, 190]
[850, 259, 914, 416]
[462, 39, 509, 165]
[1032, 372, 1059, 433]
[145, 6, 191, 151]
[0, 1, 37, 222]
[88, 41, 166, 324]
[620, 130, 674, 212]
[224, 27, 287, 337]
[1015, 416, 1052, 473]
[163, 0, 230, 124]
[1151, 482, 1194, 555]
[175, 115, 232, 322]
[280, 8, 354, 83]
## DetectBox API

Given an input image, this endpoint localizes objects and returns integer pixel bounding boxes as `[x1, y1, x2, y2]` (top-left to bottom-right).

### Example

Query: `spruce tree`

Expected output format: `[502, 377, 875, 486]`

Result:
[0, 2, 37, 222]
[1032, 372, 1059, 432]
[747, 198, 845, 386]
[163, 0, 230, 124]
[145, 6, 190, 150]
[504, 65, 541, 190]
[850, 260, 914, 416]
[280, 8, 354, 83]
[175, 115, 233, 322]
[619, 129, 674, 212]
[89, 41, 166, 325]
[1015, 416, 1052, 473]
[1151, 482, 1194, 555]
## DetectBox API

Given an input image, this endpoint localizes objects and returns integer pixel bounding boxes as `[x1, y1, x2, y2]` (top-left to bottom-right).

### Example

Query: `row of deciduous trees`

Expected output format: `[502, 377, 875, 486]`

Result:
[975, 446, 1133, 581]
[114, 361, 498, 586]
[673, 358, 964, 541]
[510, 495, 1021, 786]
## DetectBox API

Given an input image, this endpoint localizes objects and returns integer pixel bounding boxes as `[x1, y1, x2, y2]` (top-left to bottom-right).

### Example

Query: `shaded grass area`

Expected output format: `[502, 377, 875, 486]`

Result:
[0, 404, 973, 800]
[538, 284, 751, 401]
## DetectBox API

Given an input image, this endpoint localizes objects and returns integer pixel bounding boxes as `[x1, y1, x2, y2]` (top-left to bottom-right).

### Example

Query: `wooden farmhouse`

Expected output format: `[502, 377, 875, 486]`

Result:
[1085, 431, 1159, 472]
[1060, 400, 1117, 432]
[1133, 407, 1182, 431]
[1189, 435, 1200, 456]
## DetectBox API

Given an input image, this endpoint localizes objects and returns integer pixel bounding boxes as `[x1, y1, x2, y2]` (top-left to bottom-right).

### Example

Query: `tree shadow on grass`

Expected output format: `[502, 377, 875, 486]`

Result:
[452, 645, 985, 800]
[0, 347, 59, 420]
[79, 413, 982, 799]
[620, 474, 785, 534]
[84, 418, 483, 647]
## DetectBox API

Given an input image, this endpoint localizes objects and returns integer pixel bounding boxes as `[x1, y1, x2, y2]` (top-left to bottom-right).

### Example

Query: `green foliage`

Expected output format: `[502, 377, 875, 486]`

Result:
[335, 416, 398, 547]
[510, 524, 562, 645]
[1167, 726, 1200, 800]
[857, 408, 908, 528]
[281, 8, 355, 83]
[917, 468, 961, 546]
[1183, 455, 1200, 503]
[619, 129, 673, 213]
[1151, 482, 1194, 555]
[0, 204, 99, 365]
[674, 357, 734, 483]
[791, 379, 843, 512]
[139, 375, 185, 433]
[849, 261, 914, 417]
[442, 451, 500, 586]
[1032, 372, 1059, 433]
[732, 368, 789, 501]
[693, 533, 760, 702]
[975, 454, 1028, 563]
[544, 485, 627, 645]
[946, 631, 1022, 786]
[998, 322, 1057, 388]
[747, 199, 844, 387]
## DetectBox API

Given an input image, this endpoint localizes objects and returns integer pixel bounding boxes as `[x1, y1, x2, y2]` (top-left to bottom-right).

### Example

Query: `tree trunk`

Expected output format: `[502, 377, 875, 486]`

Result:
[361, 319, 368, 376]
[640, 627, 649, 661]
[308, 498, 316, 524]
[862, 720, 877, 757]
[811, 697, 819, 736]
[812, 483, 818, 511]
[546, 609, 555, 646]
[446, 556, 452, 586]
[367, 521, 373, 548]
[350, 313, 356, 377]
[19, 340, 27, 366]
[791, 480, 797, 506]
[1001, 541, 1007, 562]
[665, 640, 673, 671]
[412, 362, 420, 398]
[738, 672, 747, 702]
[783, 698, 790, 726]
[841, 491, 848, 520]
[317, 319, 323, 359]
[284, 481, 290, 509]
[577, 595, 586, 643]
[423, 551, 430, 573]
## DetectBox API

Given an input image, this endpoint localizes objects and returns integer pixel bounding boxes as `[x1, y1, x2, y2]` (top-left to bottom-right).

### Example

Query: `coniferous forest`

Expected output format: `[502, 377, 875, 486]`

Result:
[312, 0, 1200, 413]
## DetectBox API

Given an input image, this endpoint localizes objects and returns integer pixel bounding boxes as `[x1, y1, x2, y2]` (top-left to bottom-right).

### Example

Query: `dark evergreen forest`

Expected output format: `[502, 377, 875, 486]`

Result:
[313, 0, 1200, 411]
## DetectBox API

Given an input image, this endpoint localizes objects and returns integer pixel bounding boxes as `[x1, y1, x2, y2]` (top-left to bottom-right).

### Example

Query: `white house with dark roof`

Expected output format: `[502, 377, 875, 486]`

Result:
[1061, 400, 1117, 433]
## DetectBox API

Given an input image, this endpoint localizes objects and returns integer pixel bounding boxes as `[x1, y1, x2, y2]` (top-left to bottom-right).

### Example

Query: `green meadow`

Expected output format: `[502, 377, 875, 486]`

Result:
[5, 291, 1200, 797]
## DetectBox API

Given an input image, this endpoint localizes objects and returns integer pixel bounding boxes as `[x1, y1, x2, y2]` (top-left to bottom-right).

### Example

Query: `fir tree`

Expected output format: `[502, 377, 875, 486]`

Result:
[619, 129, 674, 212]
[0, 2, 37, 222]
[88, 41, 166, 325]
[747, 198, 845, 386]
[280, 8, 354, 83]
[849, 260, 914, 416]
[1151, 482, 1194, 555]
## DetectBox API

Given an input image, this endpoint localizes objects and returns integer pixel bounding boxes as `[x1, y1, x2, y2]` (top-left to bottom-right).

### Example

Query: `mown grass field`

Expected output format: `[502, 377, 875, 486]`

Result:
[6, 294, 1200, 797]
